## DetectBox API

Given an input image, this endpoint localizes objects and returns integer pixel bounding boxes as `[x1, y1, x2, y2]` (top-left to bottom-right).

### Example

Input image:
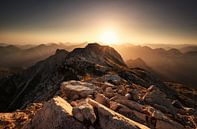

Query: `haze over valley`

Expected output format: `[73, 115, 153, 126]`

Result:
[0, 0, 197, 129]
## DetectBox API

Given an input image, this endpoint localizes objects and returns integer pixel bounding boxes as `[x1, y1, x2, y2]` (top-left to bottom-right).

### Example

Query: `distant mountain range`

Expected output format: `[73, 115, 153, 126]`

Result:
[0, 43, 197, 88]
[112, 44, 197, 88]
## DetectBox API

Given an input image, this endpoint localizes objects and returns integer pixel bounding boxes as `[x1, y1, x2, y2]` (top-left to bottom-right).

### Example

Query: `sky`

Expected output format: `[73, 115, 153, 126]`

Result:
[0, 0, 197, 44]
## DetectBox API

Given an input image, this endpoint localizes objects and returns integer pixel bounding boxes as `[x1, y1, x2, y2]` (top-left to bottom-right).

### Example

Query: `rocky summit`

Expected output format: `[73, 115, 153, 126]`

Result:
[0, 43, 196, 129]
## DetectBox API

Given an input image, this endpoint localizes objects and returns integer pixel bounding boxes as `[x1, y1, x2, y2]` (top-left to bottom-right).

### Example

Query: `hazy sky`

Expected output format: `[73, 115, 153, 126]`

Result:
[0, 0, 197, 44]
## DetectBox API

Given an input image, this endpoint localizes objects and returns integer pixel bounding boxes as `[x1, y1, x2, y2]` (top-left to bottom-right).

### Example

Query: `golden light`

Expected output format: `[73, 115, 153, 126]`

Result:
[99, 30, 119, 45]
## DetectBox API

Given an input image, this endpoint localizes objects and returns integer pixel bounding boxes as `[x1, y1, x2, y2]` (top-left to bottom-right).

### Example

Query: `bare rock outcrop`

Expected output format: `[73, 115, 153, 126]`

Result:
[87, 98, 150, 129]
[72, 101, 96, 124]
[23, 96, 87, 129]
[142, 85, 177, 115]
[61, 81, 96, 100]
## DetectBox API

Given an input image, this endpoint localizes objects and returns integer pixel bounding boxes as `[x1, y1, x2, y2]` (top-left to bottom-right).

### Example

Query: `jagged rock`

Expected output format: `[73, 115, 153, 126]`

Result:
[104, 87, 115, 98]
[87, 98, 150, 129]
[144, 106, 185, 129]
[61, 81, 95, 100]
[144, 106, 166, 120]
[156, 119, 185, 129]
[115, 99, 145, 112]
[95, 93, 109, 106]
[65, 43, 127, 69]
[23, 96, 87, 129]
[117, 106, 147, 124]
[105, 87, 113, 93]
[172, 100, 184, 109]
[72, 101, 96, 124]
[102, 74, 125, 85]
[130, 88, 143, 101]
[142, 85, 177, 115]
[125, 93, 132, 99]
[109, 101, 120, 111]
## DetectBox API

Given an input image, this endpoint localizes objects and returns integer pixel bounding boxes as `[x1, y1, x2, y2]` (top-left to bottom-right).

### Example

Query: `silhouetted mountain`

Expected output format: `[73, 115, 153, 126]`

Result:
[113, 44, 197, 88]
[0, 45, 21, 54]
[0, 43, 68, 68]
[126, 58, 152, 71]
[180, 45, 197, 53]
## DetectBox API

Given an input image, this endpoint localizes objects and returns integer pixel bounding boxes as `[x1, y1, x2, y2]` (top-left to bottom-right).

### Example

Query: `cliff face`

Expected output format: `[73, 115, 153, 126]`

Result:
[0, 43, 196, 129]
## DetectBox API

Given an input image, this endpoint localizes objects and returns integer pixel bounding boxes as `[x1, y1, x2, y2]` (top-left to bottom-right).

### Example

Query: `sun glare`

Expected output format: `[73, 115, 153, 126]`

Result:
[99, 30, 119, 45]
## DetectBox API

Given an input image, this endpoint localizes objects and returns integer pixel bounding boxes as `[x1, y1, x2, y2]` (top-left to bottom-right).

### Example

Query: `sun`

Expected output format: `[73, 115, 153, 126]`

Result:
[99, 30, 119, 45]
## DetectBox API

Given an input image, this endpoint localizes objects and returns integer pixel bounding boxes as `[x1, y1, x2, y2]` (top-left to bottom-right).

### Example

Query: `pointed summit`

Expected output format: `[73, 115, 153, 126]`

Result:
[65, 43, 126, 68]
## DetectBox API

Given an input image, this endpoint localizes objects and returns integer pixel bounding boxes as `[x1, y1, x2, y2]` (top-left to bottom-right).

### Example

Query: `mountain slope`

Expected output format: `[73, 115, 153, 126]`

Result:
[0, 43, 196, 129]
[0, 49, 69, 111]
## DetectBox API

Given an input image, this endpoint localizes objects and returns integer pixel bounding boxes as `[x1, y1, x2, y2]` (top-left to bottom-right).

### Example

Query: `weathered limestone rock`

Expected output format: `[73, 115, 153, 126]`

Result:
[61, 81, 95, 100]
[125, 93, 132, 99]
[115, 99, 145, 112]
[156, 119, 185, 129]
[73, 101, 96, 124]
[144, 106, 185, 129]
[109, 101, 120, 111]
[23, 96, 87, 129]
[87, 98, 150, 129]
[95, 93, 109, 106]
[142, 85, 177, 115]
[117, 106, 147, 124]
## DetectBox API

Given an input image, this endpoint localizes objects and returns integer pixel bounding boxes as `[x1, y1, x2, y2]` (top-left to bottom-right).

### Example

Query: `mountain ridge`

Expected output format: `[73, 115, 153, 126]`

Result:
[0, 43, 196, 129]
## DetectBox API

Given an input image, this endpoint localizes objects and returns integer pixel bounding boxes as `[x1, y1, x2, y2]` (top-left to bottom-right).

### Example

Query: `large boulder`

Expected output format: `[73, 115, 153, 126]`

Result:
[61, 81, 96, 100]
[87, 98, 150, 129]
[23, 96, 87, 129]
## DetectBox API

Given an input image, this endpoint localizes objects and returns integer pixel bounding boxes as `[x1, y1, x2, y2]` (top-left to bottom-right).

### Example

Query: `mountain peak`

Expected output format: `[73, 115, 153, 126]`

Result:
[65, 43, 126, 68]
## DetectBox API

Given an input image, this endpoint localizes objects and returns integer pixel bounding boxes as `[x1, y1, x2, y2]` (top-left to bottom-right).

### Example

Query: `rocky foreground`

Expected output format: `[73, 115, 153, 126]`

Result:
[0, 43, 197, 129]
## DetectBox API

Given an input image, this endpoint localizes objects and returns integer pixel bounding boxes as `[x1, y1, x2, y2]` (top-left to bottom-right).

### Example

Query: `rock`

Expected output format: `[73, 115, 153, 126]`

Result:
[73, 101, 96, 124]
[23, 96, 87, 129]
[156, 119, 185, 129]
[109, 101, 120, 111]
[144, 106, 185, 129]
[61, 81, 95, 100]
[110, 94, 128, 102]
[101, 73, 126, 85]
[125, 93, 132, 99]
[89, 125, 95, 129]
[142, 85, 177, 115]
[130, 89, 142, 101]
[105, 87, 113, 93]
[95, 93, 109, 106]
[118, 106, 147, 124]
[144, 106, 166, 119]
[95, 64, 109, 73]
[104, 87, 115, 98]
[115, 99, 145, 112]
[72, 107, 84, 122]
[87, 98, 150, 129]
[172, 100, 184, 109]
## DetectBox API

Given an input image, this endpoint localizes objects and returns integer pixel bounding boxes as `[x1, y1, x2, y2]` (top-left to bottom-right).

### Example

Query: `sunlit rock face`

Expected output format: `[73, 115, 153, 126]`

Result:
[0, 43, 196, 129]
